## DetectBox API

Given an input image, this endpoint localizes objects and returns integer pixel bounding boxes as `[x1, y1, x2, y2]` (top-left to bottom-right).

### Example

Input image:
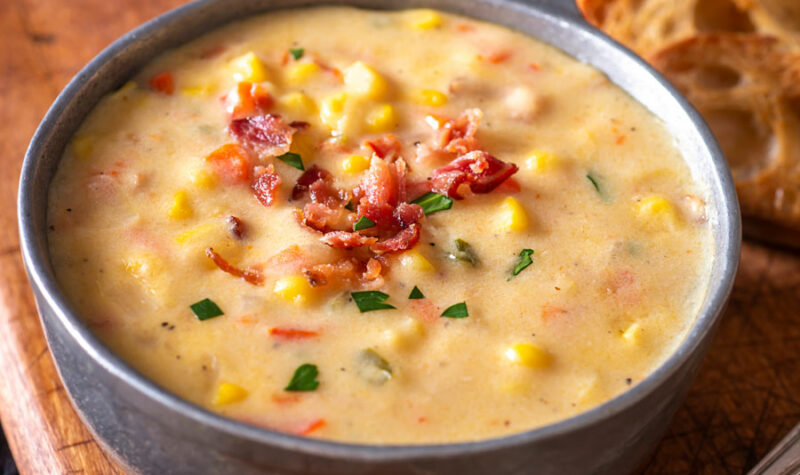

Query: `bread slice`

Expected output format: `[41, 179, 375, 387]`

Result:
[733, 0, 800, 43]
[650, 34, 800, 239]
[576, 0, 757, 57]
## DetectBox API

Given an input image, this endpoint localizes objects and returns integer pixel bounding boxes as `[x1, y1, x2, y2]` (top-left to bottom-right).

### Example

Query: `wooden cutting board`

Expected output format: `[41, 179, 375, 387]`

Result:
[1, 0, 798, 473]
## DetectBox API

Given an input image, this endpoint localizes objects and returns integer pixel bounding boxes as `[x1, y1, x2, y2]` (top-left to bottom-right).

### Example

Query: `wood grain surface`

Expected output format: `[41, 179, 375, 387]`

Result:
[0, 1, 798, 474]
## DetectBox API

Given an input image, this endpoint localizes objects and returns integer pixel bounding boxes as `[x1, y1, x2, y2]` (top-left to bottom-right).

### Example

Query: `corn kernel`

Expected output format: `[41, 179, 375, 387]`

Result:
[181, 84, 216, 97]
[70, 135, 94, 160]
[505, 343, 551, 368]
[190, 169, 217, 189]
[214, 382, 248, 405]
[286, 61, 320, 85]
[344, 61, 388, 99]
[407, 9, 443, 29]
[634, 195, 680, 230]
[176, 223, 214, 245]
[383, 317, 425, 350]
[320, 92, 349, 131]
[168, 191, 193, 220]
[622, 322, 642, 343]
[290, 133, 316, 161]
[230, 51, 269, 82]
[365, 104, 396, 133]
[497, 196, 529, 232]
[122, 252, 165, 298]
[278, 92, 317, 117]
[525, 151, 558, 172]
[341, 154, 370, 174]
[273, 275, 315, 305]
[412, 89, 448, 107]
[399, 249, 435, 273]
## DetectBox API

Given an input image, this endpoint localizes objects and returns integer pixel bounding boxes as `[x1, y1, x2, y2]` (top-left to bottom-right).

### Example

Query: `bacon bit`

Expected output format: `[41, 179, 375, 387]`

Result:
[497, 177, 521, 194]
[272, 393, 301, 404]
[227, 215, 245, 239]
[303, 257, 384, 289]
[148, 72, 174, 94]
[541, 305, 567, 321]
[455, 23, 475, 32]
[434, 109, 483, 155]
[205, 144, 253, 185]
[228, 114, 296, 157]
[355, 158, 405, 229]
[298, 418, 326, 435]
[224, 82, 273, 119]
[291, 165, 348, 205]
[289, 120, 311, 130]
[486, 50, 512, 64]
[300, 202, 354, 234]
[269, 327, 320, 340]
[529, 62, 541, 72]
[406, 179, 433, 200]
[313, 59, 343, 81]
[320, 231, 378, 249]
[431, 150, 519, 199]
[252, 164, 282, 206]
[364, 134, 402, 161]
[371, 223, 420, 254]
[616, 135, 626, 145]
[205, 247, 264, 285]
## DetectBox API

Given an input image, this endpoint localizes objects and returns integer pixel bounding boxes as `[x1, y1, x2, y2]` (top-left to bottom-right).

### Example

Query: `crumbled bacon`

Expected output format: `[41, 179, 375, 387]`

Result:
[227, 215, 245, 239]
[364, 134, 402, 161]
[370, 223, 420, 254]
[291, 165, 349, 206]
[320, 231, 378, 249]
[433, 108, 483, 155]
[228, 114, 295, 157]
[224, 82, 273, 119]
[252, 164, 281, 206]
[300, 202, 353, 234]
[393, 202, 425, 228]
[206, 247, 264, 285]
[303, 257, 384, 289]
[431, 150, 519, 199]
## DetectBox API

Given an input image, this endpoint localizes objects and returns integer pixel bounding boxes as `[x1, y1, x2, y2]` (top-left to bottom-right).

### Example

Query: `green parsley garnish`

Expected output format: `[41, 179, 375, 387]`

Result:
[441, 302, 469, 318]
[411, 192, 453, 215]
[353, 216, 376, 231]
[586, 172, 610, 202]
[508, 249, 534, 280]
[408, 286, 425, 299]
[285, 363, 319, 391]
[277, 152, 304, 171]
[289, 48, 304, 60]
[351, 291, 396, 312]
[189, 298, 223, 321]
[447, 238, 478, 266]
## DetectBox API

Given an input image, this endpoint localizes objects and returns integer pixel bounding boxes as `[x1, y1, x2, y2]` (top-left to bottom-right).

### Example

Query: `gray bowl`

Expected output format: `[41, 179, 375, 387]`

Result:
[17, 0, 741, 473]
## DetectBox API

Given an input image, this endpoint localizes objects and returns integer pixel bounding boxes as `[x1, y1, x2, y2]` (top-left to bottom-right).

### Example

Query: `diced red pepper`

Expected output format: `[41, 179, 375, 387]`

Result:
[149, 72, 174, 94]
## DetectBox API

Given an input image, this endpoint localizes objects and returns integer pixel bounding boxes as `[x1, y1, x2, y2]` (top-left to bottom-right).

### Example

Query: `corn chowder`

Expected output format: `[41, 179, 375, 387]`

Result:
[48, 7, 712, 443]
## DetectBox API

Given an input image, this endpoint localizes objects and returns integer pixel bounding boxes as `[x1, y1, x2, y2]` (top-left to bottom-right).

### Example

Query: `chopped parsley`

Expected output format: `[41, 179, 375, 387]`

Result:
[586, 172, 609, 201]
[411, 192, 453, 215]
[189, 298, 223, 321]
[408, 286, 425, 299]
[277, 152, 304, 170]
[289, 48, 304, 60]
[441, 302, 469, 318]
[447, 238, 478, 266]
[353, 216, 376, 231]
[285, 364, 319, 391]
[508, 249, 534, 280]
[351, 291, 396, 312]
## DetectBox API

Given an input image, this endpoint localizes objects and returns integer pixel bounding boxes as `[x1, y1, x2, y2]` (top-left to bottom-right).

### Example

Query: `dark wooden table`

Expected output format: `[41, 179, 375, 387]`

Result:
[1, 1, 798, 473]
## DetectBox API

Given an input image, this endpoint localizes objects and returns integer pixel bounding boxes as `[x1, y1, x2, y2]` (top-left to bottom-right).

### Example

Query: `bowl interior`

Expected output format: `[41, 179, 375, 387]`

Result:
[18, 0, 740, 459]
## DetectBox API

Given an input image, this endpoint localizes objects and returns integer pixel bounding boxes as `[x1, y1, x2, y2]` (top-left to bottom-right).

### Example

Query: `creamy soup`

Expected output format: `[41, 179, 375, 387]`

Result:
[48, 7, 712, 444]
